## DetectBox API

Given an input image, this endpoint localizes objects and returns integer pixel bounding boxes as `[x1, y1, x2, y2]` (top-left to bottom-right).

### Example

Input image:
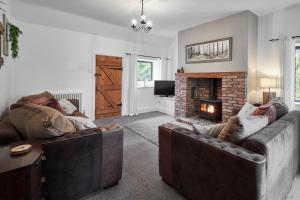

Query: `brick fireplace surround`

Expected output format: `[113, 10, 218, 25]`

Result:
[175, 72, 247, 122]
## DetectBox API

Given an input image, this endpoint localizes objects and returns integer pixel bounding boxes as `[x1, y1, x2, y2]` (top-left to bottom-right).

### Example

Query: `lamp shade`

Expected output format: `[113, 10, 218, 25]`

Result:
[260, 77, 278, 88]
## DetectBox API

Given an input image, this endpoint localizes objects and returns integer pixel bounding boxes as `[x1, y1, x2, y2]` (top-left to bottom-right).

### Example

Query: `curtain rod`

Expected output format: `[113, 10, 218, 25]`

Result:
[269, 36, 300, 42]
[125, 53, 170, 60]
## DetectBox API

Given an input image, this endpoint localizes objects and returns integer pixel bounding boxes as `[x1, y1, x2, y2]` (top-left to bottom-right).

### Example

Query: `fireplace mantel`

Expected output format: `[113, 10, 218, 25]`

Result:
[176, 72, 247, 79]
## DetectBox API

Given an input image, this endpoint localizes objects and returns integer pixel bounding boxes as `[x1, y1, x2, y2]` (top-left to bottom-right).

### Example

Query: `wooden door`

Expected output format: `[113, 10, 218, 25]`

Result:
[95, 55, 122, 119]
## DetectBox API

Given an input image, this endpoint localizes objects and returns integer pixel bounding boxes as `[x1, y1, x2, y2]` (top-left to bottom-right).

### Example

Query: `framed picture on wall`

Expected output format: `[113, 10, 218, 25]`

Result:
[185, 37, 232, 64]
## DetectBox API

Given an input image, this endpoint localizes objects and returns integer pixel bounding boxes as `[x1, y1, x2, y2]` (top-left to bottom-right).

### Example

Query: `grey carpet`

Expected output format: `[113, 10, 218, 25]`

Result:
[85, 112, 185, 200]
[125, 114, 174, 146]
[91, 111, 300, 200]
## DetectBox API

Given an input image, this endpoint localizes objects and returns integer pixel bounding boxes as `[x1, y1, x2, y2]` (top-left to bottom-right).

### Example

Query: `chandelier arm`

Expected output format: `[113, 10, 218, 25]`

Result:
[141, 0, 144, 16]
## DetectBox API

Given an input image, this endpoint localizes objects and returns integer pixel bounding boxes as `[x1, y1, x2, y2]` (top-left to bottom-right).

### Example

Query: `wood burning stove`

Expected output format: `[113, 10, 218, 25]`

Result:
[199, 99, 222, 122]
[198, 79, 222, 122]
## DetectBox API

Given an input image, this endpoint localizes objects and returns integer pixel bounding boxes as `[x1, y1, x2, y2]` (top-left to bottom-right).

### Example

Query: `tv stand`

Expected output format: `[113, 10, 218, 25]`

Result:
[159, 95, 174, 98]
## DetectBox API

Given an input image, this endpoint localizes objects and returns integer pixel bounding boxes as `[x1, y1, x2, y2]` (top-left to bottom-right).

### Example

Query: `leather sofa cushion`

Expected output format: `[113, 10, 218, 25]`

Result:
[9, 103, 76, 139]
[0, 122, 22, 145]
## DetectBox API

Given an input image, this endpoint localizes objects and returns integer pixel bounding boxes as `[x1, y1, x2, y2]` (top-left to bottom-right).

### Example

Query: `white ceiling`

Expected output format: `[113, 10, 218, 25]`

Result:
[13, 0, 300, 37]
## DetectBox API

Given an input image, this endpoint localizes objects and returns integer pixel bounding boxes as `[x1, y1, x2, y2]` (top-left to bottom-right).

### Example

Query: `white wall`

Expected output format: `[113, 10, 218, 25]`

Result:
[178, 11, 251, 73]
[0, 0, 16, 116]
[177, 11, 258, 102]
[257, 4, 300, 102]
[13, 21, 169, 119]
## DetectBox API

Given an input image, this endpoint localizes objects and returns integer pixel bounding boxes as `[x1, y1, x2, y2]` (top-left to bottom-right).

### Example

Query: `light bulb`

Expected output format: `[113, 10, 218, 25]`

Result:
[141, 15, 146, 20]
[147, 21, 152, 27]
[132, 19, 137, 25]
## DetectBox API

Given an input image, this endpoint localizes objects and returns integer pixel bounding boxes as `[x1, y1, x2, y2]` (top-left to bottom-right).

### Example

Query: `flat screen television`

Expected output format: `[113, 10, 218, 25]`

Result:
[154, 80, 175, 96]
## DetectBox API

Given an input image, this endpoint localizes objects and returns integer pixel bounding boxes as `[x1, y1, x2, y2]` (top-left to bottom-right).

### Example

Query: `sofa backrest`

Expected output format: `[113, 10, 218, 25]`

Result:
[0, 122, 22, 146]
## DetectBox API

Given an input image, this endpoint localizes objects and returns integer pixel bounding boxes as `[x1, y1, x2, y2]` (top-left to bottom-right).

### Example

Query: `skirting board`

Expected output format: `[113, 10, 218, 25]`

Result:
[137, 106, 175, 116]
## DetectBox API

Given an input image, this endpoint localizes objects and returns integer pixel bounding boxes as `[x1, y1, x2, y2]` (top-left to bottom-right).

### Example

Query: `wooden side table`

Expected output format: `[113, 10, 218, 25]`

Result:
[0, 142, 42, 200]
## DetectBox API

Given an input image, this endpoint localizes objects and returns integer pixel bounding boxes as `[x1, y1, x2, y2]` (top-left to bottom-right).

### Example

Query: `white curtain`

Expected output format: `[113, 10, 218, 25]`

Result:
[279, 35, 296, 109]
[127, 54, 138, 116]
[159, 58, 169, 80]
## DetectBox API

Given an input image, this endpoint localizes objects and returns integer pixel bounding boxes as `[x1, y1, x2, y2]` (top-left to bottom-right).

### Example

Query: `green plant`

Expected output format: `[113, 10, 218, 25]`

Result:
[9, 23, 22, 59]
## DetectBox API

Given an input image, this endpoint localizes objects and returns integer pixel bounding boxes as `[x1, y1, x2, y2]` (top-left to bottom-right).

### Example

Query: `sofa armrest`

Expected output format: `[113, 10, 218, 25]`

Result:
[40, 126, 123, 200]
[101, 127, 124, 188]
[159, 123, 266, 200]
[159, 123, 194, 185]
[242, 111, 300, 200]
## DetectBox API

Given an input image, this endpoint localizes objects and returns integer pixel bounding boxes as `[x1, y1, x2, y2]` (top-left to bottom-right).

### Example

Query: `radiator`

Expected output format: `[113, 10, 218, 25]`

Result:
[53, 92, 82, 112]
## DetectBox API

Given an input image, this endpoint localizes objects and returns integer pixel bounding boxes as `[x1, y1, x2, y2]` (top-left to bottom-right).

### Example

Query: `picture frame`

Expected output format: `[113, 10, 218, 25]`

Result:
[3, 14, 9, 56]
[185, 37, 233, 64]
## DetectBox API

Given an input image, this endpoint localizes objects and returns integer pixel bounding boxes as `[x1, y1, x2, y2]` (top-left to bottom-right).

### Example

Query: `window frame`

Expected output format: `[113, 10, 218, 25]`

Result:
[137, 60, 154, 88]
[295, 46, 300, 102]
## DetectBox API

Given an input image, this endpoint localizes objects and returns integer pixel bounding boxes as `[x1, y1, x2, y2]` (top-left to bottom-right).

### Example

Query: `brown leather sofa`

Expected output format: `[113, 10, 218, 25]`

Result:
[159, 110, 300, 200]
[0, 123, 123, 200]
[0, 100, 124, 200]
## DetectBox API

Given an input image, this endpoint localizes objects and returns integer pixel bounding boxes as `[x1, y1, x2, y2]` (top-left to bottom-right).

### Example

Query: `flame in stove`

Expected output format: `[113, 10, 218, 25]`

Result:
[207, 105, 215, 113]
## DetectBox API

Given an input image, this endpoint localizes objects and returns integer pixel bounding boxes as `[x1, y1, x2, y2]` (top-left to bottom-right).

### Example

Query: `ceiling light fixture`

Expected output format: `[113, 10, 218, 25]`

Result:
[131, 0, 152, 33]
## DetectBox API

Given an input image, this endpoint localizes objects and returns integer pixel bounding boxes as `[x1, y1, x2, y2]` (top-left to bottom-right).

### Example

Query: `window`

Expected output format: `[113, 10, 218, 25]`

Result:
[137, 60, 154, 88]
[295, 46, 300, 101]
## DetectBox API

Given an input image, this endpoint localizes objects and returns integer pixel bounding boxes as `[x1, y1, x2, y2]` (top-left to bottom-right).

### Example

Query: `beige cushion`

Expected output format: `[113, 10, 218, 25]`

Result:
[193, 123, 226, 137]
[217, 116, 242, 142]
[65, 116, 97, 130]
[9, 103, 76, 139]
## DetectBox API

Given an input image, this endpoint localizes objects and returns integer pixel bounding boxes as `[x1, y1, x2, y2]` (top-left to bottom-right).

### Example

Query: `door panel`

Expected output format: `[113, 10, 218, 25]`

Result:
[95, 55, 122, 119]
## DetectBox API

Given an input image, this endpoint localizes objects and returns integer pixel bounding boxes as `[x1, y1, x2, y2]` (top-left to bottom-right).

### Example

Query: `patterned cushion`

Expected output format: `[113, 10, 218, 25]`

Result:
[264, 105, 277, 124]
[193, 123, 226, 138]
[237, 102, 256, 118]
[268, 97, 289, 119]
[65, 116, 97, 130]
[59, 99, 78, 115]
[231, 115, 268, 142]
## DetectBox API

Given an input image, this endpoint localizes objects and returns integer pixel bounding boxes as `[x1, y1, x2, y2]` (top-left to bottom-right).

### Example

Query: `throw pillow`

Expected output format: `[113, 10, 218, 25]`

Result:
[32, 96, 50, 105]
[264, 105, 277, 124]
[65, 116, 97, 130]
[9, 103, 76, 139]
[21, 92, 65, 114]
[72, 111, 88, 118]
[251, 104, 271, 116]
[59, 99, 78, 115]
[268, 97, 289, 119]
[237, 102, 256, 118]
[231, 115, 268, 142]
[47, 98, 65, 114]
[18, 91, 55, 104]
[193, 123, 226, 138]
[217, 116, 242, 142]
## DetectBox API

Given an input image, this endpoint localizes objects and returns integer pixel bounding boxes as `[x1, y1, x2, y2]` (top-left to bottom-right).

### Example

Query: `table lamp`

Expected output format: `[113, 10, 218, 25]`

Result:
[260, 77, 279, 104]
